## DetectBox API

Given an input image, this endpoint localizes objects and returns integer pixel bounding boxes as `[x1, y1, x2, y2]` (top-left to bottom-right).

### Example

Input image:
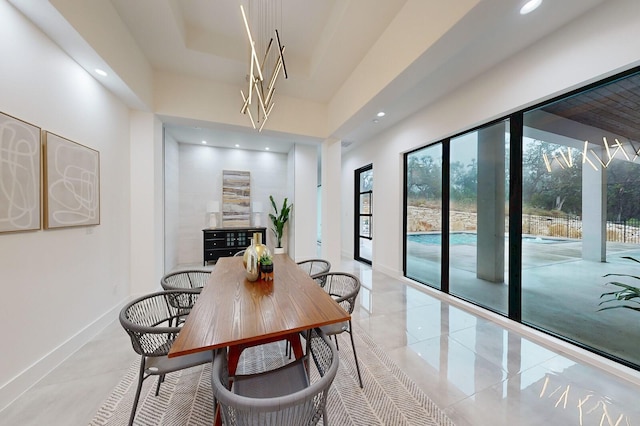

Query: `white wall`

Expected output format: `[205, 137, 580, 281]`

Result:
[129, 111, 164, 295]
[176, 144, 289, 266]
[321, 138, 342, 269]
[0, 0, 131, 408]
[291, 144, 318, 261]
[341, 0, 640, 277]
[164, 132, 180, 271]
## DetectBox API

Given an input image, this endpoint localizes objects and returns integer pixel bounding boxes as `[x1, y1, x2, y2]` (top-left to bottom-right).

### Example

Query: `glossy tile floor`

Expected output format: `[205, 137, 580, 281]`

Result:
[3, 258, 640, 425]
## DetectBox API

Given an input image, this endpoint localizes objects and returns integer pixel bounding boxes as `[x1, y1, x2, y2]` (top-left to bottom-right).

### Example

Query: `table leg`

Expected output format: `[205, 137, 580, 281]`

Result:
[227, 332, 304, 376]
[287, 333, 304, 360]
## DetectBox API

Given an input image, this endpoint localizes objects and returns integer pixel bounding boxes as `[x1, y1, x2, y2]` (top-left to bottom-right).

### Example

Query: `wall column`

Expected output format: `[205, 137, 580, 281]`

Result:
[292, 144, 318, 261]
[321, 138, 342, 268]
[477, 125, 505, 283]
[582, 146, 606, 262]
[130, 111, 164, 295]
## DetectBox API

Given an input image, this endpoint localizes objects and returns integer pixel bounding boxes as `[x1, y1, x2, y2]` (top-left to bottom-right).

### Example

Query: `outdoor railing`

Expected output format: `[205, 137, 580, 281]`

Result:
[522, 214, 640, 244]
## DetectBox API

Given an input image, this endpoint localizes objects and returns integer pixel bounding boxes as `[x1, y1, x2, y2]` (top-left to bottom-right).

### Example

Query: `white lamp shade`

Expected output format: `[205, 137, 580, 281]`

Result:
[206, 201, 220, 213]
[253, 201, 263, 213]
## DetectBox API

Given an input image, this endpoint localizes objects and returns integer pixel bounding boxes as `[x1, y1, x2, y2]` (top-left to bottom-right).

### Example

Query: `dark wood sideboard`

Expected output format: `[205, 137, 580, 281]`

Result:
[202, 227, 267, 265]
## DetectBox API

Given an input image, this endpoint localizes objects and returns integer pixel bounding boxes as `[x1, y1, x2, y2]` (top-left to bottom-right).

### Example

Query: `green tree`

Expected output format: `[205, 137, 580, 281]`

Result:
[407, 153, 442, 204]
[606, 159, 640, 221]
[450, 159, 477, 206]
[522, 139, 582, 215]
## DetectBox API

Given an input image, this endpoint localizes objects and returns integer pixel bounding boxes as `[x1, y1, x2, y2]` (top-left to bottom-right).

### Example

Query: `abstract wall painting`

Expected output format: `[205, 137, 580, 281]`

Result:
[44, 132, 100, 229]
[0, 112, 41, 233]
[222, 170, 250, 227]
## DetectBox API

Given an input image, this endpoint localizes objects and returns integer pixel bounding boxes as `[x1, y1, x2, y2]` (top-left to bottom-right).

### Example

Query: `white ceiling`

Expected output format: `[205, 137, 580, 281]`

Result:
[10, 0, 609, 153]
[109, 0, 407, 103]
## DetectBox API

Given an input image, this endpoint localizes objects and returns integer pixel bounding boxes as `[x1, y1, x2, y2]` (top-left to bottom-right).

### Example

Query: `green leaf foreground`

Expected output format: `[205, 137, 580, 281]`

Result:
[598, 257, 640, 313]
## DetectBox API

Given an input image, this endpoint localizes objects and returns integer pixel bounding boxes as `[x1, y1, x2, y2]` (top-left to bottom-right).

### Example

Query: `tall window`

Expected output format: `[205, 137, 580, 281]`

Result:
[355, 165, 373, 264]
[403, 67, 640, 369]
[521, 72, 640, 367]
[406, 144, 443, 289]
[449, 121, 509, 314]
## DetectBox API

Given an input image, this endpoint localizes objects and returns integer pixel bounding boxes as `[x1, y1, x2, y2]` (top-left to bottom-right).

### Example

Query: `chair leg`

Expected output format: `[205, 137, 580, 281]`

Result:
[155, 374, 165, 396]
[129, 357, 147, 426]
[347, 321, 363, 388]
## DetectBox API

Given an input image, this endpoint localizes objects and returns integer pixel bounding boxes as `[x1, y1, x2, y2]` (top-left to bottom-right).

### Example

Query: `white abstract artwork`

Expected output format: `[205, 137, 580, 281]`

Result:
[0, 112, 41, 233]
[44, 132, 100, 228]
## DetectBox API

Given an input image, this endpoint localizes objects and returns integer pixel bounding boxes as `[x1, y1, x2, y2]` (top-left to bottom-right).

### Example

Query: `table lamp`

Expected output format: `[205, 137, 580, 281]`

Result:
[207, 200, 220, 228]
[253, 201, 263, 227]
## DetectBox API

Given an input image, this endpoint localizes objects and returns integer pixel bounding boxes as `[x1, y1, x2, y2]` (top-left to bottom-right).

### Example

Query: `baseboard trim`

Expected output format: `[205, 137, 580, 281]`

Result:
[373, 262, 401, 279]
[0, 299, 129, 412]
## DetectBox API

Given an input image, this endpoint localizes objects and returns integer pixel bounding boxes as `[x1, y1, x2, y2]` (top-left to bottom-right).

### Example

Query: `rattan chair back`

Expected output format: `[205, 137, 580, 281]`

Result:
[211, 328, 338, 425]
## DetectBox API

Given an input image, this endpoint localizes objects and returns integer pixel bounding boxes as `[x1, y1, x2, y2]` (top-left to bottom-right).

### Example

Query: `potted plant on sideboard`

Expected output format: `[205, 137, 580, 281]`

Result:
[269, 195, 292, 254]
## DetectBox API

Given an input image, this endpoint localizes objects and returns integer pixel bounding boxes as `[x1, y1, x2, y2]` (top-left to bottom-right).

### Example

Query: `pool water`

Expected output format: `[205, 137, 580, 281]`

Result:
[408, 233, 566, 245]
[409, 233, 476, 245]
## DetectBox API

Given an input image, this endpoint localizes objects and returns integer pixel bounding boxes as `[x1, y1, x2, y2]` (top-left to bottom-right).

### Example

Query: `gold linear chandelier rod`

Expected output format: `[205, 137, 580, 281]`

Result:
[239, 2, 286, 132]
[240, 5, 264, 82]
[240, 90, 256, 129]
[275, 29, 288, 79]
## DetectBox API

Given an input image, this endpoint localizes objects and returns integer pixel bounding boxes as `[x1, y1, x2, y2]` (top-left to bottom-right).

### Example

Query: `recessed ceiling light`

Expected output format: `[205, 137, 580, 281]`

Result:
[376, 111, 385, 117]
[201, 140, 207, 144]
[235, 144, 240, 148]
[265, 147, 270, 151]
[95, 68, 107, 77]
[372, 119, 379, 124]
[520, 0, 542, 15]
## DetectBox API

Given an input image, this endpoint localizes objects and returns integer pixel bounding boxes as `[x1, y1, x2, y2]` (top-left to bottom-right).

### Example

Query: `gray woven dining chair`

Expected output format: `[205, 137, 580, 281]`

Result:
[160, 269, 211, 324]
[211, 328, 338, 426]
[120, 290, 213, 426]
[314, 272, 363, 388]
[285, 259, 332, 359]
[296, 259, 331, 287]
[160, 269, 211, 291]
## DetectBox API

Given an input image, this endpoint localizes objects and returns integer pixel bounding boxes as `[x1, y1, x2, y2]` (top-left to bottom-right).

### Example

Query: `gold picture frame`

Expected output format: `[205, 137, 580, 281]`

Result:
[0, 111, 41, 233]
[43, 132, 100, 229]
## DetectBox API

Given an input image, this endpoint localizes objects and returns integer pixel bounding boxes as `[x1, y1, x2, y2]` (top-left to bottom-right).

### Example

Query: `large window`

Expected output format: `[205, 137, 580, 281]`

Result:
[521, 73, 640, 366]
[449, 121, 509, 314]
[406, 144, 443, 289]
[404, 67, 640, 369]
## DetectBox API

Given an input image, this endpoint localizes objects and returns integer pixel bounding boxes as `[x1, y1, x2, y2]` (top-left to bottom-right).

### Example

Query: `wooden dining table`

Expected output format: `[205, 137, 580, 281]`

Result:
[168, 254, 350, 376]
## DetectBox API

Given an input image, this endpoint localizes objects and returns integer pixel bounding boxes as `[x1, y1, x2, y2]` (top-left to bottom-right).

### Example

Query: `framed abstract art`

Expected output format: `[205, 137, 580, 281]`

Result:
[43, 132, 100, 229]
[0, 111, 41, 233]
[222, 170, 250, 227]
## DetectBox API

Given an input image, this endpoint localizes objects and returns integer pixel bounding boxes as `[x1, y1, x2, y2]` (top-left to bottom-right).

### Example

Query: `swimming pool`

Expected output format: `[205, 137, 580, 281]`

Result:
[408, 233, 566, 245]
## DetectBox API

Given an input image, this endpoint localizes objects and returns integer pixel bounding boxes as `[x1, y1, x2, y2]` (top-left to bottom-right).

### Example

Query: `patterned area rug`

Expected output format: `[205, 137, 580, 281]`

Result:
[90, 324, 455, 425]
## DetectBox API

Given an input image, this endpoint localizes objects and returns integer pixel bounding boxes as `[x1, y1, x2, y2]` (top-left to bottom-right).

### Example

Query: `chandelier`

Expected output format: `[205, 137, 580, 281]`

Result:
[542, 137, 639, 173]
[239, 0, 288, 132]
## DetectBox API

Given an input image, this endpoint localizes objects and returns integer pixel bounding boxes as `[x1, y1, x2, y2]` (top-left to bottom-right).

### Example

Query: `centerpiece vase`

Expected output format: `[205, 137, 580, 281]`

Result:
[244, 233, 269, 282]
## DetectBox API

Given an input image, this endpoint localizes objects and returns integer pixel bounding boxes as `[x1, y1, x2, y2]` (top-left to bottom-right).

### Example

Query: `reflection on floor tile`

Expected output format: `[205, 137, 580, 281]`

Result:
[2, 257, 639, 426]
[339, 258, 640, 426]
